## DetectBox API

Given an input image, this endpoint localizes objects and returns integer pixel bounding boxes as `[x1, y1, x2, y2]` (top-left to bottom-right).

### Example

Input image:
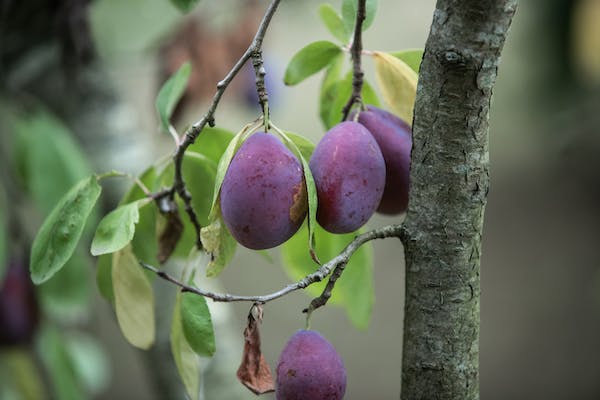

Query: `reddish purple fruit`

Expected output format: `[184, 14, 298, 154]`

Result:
[220, 132, 307, 250]
[353, 105, 412, 214]
[309, 121, 385, 234]
[0, 260, 39, 347]
[276, 330, 346, 400]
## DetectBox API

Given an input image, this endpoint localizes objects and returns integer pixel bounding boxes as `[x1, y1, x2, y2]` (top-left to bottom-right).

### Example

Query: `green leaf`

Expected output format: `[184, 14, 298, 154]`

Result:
[281, 223, 374, 329]
[30, 176, 102, 284]
[319, 3, 349, 43]
[0, 187, 7, 282]
[389, 49, 424, 74]
[188, 126, 235, 165]
[96, 254, 114, 304]
[91, 200, 146, 256]
[342, 0, 378, 37]
[170, 0, 200, 13]
[284, 41, 342, 86]
[200, 212, 237, 277]
[37, 326, 85, 400]
[38, 249, 91, 322]
[0, 348, 45, 400]
[63, 333, 110, 396]
[183, 152, 217, 226]
[12, 111, 93, 215]
[323, 72, 381, 129]
[372, 51, 418, 125]
[156, 62, 191, 132]
[171, 293, 201, 400]
[180, 291, 215, 356]
[112, 245, 155, 349]
[319, 53, 345, 129]
[283, 131, 316, 160]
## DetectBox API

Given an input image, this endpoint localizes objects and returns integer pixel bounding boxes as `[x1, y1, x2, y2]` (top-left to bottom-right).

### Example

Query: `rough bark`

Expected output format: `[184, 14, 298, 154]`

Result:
[400, 1, 517, 399]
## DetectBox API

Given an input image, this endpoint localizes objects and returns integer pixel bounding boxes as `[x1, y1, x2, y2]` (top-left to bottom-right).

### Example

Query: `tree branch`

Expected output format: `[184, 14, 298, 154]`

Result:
[168, 0, 282, 250]
[400, 1, 517, 399]
[140, 224, 400, 305]
[341, 0, 367, 121]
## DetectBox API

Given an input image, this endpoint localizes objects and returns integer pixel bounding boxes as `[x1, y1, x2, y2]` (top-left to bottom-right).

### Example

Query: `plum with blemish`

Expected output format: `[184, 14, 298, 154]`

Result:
[309, 121, 385, 234]
[352, 105, 412, 214]
[220, 132, 307, 249]
[276, 330, 346, 400]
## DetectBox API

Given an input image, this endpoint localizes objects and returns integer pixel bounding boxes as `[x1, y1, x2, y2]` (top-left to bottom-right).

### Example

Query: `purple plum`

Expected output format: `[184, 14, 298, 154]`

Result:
[0, 260, 39, 347]
[309, 121, 385, 234]
[220, 132, 307, 249]
[276, 330, 346, 400]
[352, 105, 412, 214]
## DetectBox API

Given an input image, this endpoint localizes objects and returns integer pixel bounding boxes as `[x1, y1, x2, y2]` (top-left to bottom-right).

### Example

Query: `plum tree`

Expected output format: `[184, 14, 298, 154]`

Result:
[276, 330, 346, 400]
[309, 121, 385, 234]
[220, 132, 308, 249]
[0, 259, 39, 347]
[352, 105, 412, 214]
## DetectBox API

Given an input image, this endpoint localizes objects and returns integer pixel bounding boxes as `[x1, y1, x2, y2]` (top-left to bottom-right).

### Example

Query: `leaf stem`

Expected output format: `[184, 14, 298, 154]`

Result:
[169, 0, 283, 251]
[341, 0, 367, 121]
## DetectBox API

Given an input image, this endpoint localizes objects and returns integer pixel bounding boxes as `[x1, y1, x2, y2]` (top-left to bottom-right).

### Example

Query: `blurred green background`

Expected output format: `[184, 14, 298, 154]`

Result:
[1, 0, 600, 399]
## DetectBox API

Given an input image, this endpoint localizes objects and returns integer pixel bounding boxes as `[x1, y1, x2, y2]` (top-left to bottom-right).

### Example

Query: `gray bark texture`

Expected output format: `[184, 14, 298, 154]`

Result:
[400, 1, 517, 399]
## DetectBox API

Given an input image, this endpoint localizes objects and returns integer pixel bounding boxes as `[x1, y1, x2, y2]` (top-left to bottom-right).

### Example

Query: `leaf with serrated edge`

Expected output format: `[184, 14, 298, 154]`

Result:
[181, 292, 215, 356]
[112, 245, 155, 349]
[201, 213, 237, 277]
[341, 0, 378, 37]
[30, 175, 101, 284]
[284, 41, 342, 86]
[372, 51, 418, 125]
[281, 223, 374, 329]
[156, 62, 191, 132]
[91, 200, 148, 256]
[171, 293, 201, 400]
[389, 49, 424, 74]
[319, 3, 348, 43]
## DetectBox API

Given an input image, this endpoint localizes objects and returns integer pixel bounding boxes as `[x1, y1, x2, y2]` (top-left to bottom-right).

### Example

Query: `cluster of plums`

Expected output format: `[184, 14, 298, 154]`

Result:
[276, 329, 346, 399]
[220, 105, 412, 250]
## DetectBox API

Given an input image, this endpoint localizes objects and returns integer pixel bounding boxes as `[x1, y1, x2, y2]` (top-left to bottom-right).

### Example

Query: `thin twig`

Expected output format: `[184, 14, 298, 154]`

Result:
[169, 0, 283, 251]
[341, 0, 367, 121]
[140, 224, 401, 305]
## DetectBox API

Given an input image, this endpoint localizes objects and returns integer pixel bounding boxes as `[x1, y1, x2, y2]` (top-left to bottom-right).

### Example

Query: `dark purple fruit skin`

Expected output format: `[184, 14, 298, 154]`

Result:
[353, 105, 412, 215]
[220, 132, 307, 250]
[309, 121, 385, 234]
[0, 260, 39, 347]
[276, 330, 346, 400]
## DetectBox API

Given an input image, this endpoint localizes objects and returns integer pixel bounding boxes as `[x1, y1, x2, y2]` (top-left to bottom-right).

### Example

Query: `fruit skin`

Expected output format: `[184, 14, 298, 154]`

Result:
[220, 132, 307, 250]
[353, 105, 412, 214]
[276, 330, 346, 400]
[309, 121, 385, 234]
[0, 260, 39, 347]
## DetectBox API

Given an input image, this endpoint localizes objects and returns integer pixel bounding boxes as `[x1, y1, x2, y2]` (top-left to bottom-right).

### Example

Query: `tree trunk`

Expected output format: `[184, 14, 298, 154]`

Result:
[400, 1, 517, 399]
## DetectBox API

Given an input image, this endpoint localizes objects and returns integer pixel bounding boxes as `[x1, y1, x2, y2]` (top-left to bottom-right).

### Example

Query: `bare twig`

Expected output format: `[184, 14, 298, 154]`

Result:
[169, 0, 283, 251]
[341, 0, 367, 121]
[140, 224, 401, 305]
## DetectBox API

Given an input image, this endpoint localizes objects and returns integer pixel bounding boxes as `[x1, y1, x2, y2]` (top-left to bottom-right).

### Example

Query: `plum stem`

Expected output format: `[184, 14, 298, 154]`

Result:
[341, 0, 367, 122]
[166, 0, 282, 251]
[139, 224, 401, 305]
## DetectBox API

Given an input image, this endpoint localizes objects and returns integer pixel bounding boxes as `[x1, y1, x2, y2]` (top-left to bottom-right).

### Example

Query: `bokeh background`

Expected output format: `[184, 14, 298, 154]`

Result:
[1, 0, 600, 399]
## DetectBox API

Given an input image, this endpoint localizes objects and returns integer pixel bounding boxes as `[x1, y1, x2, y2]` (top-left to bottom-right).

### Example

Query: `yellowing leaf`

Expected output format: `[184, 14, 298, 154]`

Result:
[112, 245, 155, 349]
[372, 51, 418, 125]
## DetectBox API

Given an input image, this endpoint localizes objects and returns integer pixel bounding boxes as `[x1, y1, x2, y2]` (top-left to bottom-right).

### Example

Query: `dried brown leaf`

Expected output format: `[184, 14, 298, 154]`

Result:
[157, 205, 184, 264]
[236, 305, 275, 395]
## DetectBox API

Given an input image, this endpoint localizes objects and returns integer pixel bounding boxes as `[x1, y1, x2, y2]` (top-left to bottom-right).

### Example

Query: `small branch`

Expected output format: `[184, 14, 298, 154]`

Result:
[250, 49, 270, 131]
[140, 224, 401, 305]
[169, 0, 282, 250]
[341, 0, 367, 121]
[303, 223, 400, 316]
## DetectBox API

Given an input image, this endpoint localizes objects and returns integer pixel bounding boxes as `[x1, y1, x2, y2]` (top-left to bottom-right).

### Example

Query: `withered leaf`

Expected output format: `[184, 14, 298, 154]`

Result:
[236, 305, 275, 395]
[156, 199, 184, 264]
